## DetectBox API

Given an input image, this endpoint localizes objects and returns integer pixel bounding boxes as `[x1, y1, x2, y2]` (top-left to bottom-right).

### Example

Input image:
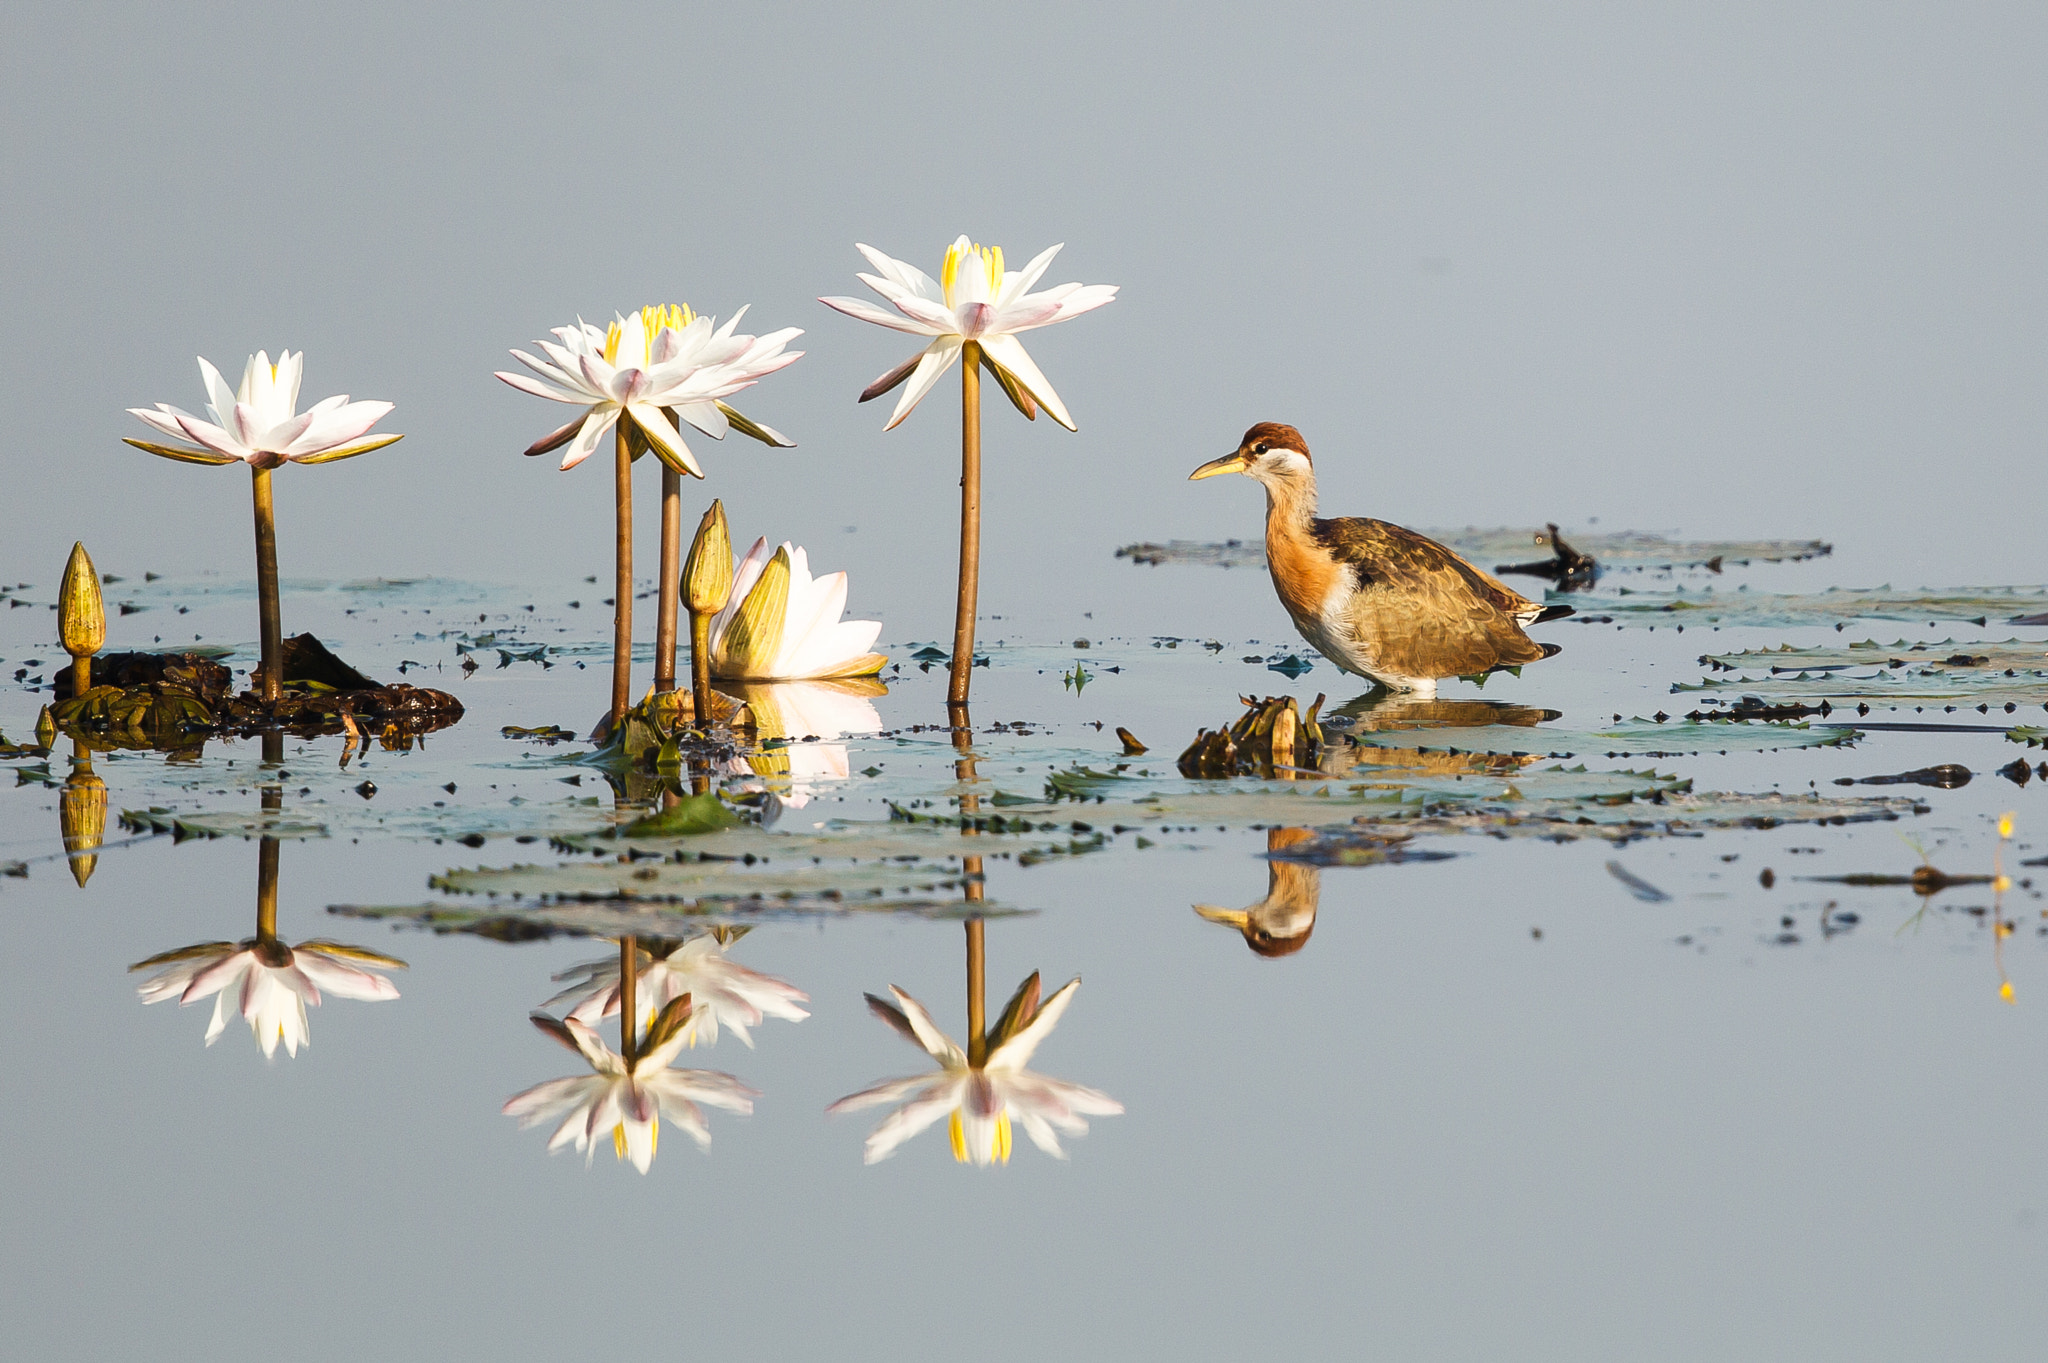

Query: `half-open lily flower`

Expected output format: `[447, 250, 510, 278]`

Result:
[131, 937, 404, 1058]
[502, 1004, 756, 1172]
[828, 977, 1122, 1165]
[703, 538, 887, 680]
[820, 236, 1117, 431]
[496, 306, 802, 476]
[546, 931, 810, 1048]
[126, 352, 400, 469]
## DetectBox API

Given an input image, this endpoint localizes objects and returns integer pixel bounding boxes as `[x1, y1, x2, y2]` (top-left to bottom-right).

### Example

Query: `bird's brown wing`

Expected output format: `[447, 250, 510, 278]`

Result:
[1313, 518, 1553, 677]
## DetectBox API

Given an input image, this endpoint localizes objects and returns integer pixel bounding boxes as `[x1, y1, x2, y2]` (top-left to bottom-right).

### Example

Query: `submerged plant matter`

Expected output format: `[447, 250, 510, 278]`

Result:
[125, 351, 402, 703]
[822, 236, 1116, 704]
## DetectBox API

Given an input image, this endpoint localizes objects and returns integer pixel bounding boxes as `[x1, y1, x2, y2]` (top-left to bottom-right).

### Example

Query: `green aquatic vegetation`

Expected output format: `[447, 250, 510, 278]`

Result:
[618, 791, 740, 837]
[1350, 718, 1853, 758]
[1673, 667, 2048, 711]
[329, 892, 1017, 938]
[1554, 585, 2048, 630]
[2010, 727, 2048, 748]
[424, 852, 988, 906]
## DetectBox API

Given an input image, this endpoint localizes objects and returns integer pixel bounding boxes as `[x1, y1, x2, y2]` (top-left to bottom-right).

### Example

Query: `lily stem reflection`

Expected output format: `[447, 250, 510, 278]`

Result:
[948, 341, 981, 705]
[619, 933, 638, 1064]
[251, 465, 283, 702]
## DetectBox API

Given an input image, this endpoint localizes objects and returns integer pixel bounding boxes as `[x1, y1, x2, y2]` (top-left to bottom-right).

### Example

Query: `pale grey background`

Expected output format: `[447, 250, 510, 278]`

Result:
[4, 1, 2043, 611]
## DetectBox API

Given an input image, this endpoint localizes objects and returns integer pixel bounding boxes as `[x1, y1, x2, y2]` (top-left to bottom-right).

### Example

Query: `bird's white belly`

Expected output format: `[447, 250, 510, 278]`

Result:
[1293, 591, 1437, 696]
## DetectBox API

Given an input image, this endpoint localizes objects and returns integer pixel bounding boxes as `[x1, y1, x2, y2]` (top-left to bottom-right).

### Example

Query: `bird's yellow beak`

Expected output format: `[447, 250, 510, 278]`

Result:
[1193, 904, 1250, 927]
[1188, 452, 1249, 481]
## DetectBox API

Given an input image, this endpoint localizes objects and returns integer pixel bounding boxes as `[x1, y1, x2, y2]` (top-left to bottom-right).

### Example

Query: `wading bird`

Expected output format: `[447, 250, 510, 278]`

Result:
[1190, 423, 1571, 695]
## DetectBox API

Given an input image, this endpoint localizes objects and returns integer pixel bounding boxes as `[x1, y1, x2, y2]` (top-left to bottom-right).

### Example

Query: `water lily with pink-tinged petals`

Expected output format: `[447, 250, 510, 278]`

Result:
[820, 236, 1117, 431]
[130, 937, 404, 1058]
[126, 351, 401, 469]
[828, 977, 1122, 1166]
[495, 305, 802, 477]
[546, 931, 810, 1048]
[502, 1006, 756, 1172]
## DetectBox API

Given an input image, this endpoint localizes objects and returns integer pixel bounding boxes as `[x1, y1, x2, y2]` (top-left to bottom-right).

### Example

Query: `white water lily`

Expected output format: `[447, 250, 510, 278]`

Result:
[126, 352, 400, 469]
[502, 1007, 756, 1173]
[828, 978, 1122, 1166]
[546, 932, 810, 1048]
[131, 937, 404, 1058]
[496, 305, 802, 476]
[702, 538, 887, 680]
[820, 235, 1117, 431]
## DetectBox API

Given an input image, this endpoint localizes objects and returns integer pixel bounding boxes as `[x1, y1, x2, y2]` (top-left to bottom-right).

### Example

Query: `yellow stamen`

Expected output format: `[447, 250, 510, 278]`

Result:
[946, 1109, 1013, 1163]
[641, 303, 697, 338]
[612, 1121, 656, 1161]
[940, 241, 1004, 307]
[1999, 813, 2015, 840]
[2002, 980, 2016, 1002]
[604, 320, 623, 366]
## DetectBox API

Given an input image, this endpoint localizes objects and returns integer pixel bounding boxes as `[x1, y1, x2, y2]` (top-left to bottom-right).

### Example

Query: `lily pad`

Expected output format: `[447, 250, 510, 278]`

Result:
[328, 893, 1021, 938]
[618, 791, 740, 837]
[1699, 639, 2048, 674]
[1351, 718, 1853, 758]
[1674, 666, 2048, 711]
[1270, 790, 1927, 855]
[2011, 727, 2048, 749]
[120, 807, 329, 841]
[1555, 585, 2048, 630]
[1117, 531, 1832, 572]
[426, 852, 986, 905]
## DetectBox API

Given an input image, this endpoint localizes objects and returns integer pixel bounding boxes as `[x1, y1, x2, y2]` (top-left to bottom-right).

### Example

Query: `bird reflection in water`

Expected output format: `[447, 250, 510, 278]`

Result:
[129, 737, 403, 1056]
[1324, 693, 1559, 780]
[503, 933, 757, 1172]
[1195, 827, 1322, 957]
[828, 916, 1122, 1166]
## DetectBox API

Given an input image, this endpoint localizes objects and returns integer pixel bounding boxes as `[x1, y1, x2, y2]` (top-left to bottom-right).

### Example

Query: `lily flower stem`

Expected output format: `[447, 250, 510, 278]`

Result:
[256, 836, 280, 945]
[965, 917, 986, 1068]
[250, 466, 283, 704]
[72, 654, 91, 692]
[611, 424, 634, 728]
[619, 933, 638, 1065]
[689, 611, 715, 735]
[948, 341, 982, 705]
[654, 467, 681, 693]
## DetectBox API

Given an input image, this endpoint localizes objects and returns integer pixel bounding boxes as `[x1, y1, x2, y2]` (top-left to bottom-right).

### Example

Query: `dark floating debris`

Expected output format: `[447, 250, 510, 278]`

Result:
[1115, 726, 1147, 755]
[1496, 524, 1600, 591]
[48, 634, 461, 747]
[1803, 866, 1992, 896]
[1178, 694, 1326, 779]
[1832, 764, 1973, 789]
[1605, 860, 1671, 903]
[1999, 759, 2033, 786]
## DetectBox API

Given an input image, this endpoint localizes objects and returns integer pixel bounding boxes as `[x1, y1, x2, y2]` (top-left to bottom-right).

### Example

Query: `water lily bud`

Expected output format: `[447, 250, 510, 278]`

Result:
[61, 767, 106, 887]
[684, 501, 733, 616]
[58, 541, 105, 659]
[35, 706, 56, 750]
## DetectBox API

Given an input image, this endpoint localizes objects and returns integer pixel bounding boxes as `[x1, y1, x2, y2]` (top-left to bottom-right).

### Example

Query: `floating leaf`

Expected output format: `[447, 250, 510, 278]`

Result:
[1699, 639, 2048, 674]
[1350, 718, 1854, 758]
[1555, 585, 2048, 630]
[329, 894, 1020, 938]
[2011, 727, 2048, 749]
[120, 807, 328, 841]
[1118, 531, 1832, 572]
[426, 852, 986, 905]
[618, 791, 740, 837]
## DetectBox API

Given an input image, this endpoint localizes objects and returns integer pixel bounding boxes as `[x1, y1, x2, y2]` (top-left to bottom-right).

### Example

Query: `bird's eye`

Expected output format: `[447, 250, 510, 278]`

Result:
[1252, 442, 1268, 455]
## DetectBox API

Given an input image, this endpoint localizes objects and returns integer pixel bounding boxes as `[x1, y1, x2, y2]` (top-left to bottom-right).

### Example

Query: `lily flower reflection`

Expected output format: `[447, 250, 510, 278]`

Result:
[131, 938, 403, 1058]
[545, 929, 809, 1047]
[721, 679, 884, 808]
[1194, 827, 1320, 957]
[503, 1000, 756, 1172]
[828, 976, 1121, 1166]
[702, 538, 887, 681]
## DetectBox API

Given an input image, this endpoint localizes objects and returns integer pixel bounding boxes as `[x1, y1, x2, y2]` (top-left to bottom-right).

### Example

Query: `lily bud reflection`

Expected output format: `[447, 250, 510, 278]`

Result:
[131, 937, 403, 1058]
[828, 976, 1121, 1166]
[545, 929, 809, 1047]
[502, 1001, 756, 1173]
[1194, 827, 1320, 957]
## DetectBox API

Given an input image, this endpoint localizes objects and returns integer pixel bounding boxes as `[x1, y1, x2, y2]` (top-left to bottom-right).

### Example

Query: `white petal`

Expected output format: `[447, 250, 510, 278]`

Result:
[883, 338, 962, 431]
[978, 334, 1075, 430]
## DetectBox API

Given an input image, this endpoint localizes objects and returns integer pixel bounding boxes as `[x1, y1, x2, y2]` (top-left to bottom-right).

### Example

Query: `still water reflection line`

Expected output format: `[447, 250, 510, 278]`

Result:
[129, 819, 405, 1058]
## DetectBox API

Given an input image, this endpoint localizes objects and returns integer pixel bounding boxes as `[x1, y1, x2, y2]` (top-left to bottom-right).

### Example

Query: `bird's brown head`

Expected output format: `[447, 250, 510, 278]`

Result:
[1188, 423, 1314, 488]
